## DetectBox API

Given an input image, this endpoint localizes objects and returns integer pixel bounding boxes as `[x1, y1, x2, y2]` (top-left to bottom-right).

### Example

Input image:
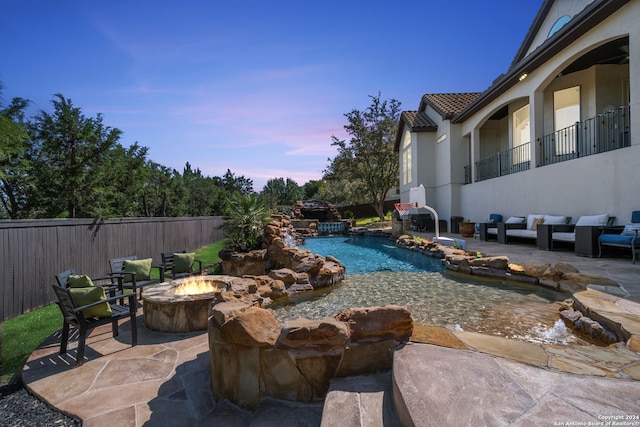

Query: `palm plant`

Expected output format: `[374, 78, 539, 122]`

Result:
[220, 192, 271, 252]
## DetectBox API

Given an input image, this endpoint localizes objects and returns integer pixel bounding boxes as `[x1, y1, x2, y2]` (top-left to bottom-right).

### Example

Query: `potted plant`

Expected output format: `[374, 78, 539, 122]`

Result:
[458, 219, 476, 237]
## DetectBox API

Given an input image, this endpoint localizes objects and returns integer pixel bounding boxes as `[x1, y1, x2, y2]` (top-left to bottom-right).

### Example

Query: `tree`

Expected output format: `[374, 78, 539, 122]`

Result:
[182, 162, 226, 216]
[0, 87, 31, 219]
[29, 94, 123, 218]
[141, 162, 185, 217]
[221, 169, 254, 195]
[325, 93, 400, 219]
[261, 177, 303, 209]
[302, 180, 324, 200]
[101, 142, 150, 217]
[220, 192, 271, 252]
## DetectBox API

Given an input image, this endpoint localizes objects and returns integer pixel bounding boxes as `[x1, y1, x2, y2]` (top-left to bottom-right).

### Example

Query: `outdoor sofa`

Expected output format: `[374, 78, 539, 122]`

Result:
[537, 214, 614, 256]
[497, 214, 571, 246]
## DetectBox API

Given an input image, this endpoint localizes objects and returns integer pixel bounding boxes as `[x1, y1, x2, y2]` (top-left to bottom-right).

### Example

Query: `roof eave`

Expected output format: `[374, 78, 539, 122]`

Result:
[452, 0, 628, 124]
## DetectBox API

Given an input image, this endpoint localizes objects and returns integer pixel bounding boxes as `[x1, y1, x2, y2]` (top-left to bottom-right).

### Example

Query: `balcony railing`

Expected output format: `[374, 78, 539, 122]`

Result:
[538, 105, 630, 166]
[475, 142, 531, 182]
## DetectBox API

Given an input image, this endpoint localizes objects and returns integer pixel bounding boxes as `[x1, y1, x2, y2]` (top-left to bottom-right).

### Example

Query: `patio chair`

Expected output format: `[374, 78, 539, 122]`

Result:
[55, 268, 121, 297]
[109, 256, 163, 297]
[598, 211, 640, 264]
[160, 250, 203, 281]
[51, 278, 137, 366]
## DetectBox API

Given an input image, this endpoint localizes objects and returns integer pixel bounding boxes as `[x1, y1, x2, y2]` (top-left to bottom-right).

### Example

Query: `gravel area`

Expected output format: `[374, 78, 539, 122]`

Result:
[0, 382, 80, 427]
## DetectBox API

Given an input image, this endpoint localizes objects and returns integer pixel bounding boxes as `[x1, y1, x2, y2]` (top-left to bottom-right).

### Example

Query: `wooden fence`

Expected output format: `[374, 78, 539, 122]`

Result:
[0, 216, 224, 321]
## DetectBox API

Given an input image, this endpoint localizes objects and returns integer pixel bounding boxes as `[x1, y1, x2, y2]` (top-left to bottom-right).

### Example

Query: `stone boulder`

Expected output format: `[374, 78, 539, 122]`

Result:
[269, 268, 298, 286]
[278, 318, 349, 354]
[210, 300, 253, 328]
[508, 262, 551, 278]
[560, 308, 619, 345]
[219, 306, 281, 347]
[222, 250, 268, 276]
[469, 256, 509, 270]
[335, 305, 413, 343]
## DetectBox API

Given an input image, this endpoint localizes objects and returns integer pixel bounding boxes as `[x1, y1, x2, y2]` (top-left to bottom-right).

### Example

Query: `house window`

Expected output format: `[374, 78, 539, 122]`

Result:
[401, 130, 412, 185]
[548, 16, 571, 38]
[512, 104, 530, 164]
[554, 86, 580, 155]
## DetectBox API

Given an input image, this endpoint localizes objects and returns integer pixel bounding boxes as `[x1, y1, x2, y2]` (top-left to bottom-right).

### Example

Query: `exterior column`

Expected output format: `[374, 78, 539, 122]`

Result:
[471, 128, 480, 183]
[531, 91, 544, 167]
[629, 25, 640, 146]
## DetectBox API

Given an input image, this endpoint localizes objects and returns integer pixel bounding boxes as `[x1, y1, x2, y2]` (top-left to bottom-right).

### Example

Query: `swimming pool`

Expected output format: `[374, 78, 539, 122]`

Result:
[270, 235, 584, 345]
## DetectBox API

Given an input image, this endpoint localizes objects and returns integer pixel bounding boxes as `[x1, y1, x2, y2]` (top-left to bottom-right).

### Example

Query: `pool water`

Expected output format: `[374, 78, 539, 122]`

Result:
[270, 235, 586, 345]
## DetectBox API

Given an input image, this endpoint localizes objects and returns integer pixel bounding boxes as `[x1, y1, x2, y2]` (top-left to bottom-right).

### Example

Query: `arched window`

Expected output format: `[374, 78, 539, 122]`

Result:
[548, 15, 571, 38]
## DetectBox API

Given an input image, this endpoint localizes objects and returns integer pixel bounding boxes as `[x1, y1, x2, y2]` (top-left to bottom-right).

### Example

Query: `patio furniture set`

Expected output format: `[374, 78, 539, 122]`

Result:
[478, 211, 640, 264]
[51, 250, 203, 366]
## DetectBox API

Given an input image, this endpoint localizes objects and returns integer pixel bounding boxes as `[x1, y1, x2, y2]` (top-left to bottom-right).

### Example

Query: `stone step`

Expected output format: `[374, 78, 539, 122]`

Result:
[320, 372, 400, 427]
[392, 342, 640, 427]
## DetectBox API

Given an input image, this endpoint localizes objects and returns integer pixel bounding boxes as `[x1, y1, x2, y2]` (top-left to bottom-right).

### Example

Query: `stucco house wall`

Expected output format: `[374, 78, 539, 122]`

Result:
[398, 0, 639, 230]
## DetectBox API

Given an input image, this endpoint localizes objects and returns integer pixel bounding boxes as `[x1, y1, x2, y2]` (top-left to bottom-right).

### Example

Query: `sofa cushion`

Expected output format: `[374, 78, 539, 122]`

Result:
[506, 229, 537, 239]
[576, 214, 608, 226]
[505, 216, 525, 224]
[526, 214, 545, 230]
[543, 215, 567, 225]
[622, 223, 640, 236]
[531, 218, 545, 231]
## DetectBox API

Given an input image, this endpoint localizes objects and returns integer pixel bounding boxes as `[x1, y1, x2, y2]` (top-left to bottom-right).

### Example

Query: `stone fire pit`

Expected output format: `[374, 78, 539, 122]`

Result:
[143, 275, 235, 333]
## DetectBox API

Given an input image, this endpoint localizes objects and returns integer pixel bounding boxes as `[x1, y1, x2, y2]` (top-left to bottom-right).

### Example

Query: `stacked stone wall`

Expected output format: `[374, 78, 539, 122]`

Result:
[208, 303, 412, 409]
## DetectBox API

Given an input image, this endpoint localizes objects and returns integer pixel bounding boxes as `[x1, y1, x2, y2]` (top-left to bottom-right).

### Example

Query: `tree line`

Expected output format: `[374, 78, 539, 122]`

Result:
[1, 82, 399, 220]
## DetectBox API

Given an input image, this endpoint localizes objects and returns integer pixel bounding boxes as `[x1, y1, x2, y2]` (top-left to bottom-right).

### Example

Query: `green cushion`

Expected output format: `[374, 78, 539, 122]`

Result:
[70, 286, 112, 319]
[68, 274, 94, 288]
[123, 258, 152, 282]
[173, 252, 195, 274]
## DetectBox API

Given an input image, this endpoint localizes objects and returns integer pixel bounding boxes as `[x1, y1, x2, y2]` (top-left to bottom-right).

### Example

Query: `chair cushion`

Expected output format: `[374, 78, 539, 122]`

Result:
[622, 223, 640, 236]
[543, 215, 567, 225]
[70, 286, 112, 319]
[68, 275, 94, 288]
[526, 214, 545, 230]
[123, 258, 152, 282]
[599, 234, 635, 245]
[173, 252, 195, 274]
[505, 216, 525, 224]
[576, 214, 608, 226]
[632, 211, 640, 223]
[489, 214, 502, 223]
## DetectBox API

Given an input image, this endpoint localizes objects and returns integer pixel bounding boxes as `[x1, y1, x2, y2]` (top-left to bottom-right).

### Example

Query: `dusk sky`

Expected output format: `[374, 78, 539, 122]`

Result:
[1, 1, 541, 191]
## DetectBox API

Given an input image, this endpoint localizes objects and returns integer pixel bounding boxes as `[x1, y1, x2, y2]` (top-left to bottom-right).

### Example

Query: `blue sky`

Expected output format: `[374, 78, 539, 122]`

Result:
[1, 1, 541, 191]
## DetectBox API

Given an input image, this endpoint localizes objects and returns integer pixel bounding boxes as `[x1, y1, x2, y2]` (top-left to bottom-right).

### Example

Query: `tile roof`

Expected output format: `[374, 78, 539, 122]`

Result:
[420, 93, 482, 120]
[401, 111, 437, 131]
[394, 111, 438, 151]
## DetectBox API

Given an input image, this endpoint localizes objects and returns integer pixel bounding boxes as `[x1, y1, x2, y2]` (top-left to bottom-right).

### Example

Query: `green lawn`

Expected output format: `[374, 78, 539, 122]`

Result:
[356, 213, 392, 227]
[0, 240, 227, 385]
[1, 304, 62, 385]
